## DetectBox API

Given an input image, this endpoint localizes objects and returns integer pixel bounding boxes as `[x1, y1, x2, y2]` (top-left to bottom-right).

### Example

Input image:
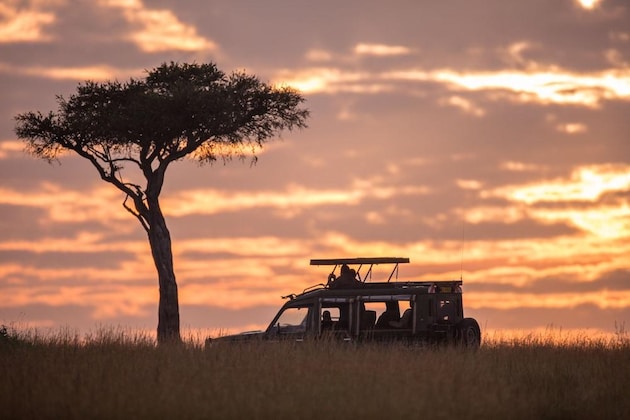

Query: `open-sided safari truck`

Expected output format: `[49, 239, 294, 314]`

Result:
[206, 257, 481, 347]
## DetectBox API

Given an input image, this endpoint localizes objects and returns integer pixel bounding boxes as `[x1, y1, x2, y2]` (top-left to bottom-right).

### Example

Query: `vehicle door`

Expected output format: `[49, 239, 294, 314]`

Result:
[319, 297, 355, 341]
[267, 304, 313, 342]
[359, 294, 414, 341]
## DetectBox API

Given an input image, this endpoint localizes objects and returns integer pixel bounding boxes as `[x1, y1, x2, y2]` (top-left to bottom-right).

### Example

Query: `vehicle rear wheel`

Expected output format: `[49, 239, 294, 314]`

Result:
[457, 318, 481, 348]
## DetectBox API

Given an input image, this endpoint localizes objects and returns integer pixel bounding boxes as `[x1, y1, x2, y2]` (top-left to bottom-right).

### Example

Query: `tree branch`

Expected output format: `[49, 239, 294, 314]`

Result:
[123, 194, 149, 232]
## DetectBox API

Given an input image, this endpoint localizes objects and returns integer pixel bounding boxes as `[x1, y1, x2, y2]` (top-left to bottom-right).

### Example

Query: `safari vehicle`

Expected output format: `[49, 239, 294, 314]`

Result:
[206, 257, 481, 347]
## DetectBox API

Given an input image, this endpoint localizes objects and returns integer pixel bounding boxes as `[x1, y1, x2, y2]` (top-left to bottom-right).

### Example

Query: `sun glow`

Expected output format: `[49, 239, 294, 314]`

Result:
[576, 0, 602, 9]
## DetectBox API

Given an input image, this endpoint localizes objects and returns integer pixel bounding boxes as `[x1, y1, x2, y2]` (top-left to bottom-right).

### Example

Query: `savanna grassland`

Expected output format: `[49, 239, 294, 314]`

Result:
[1, 326, 628, 420]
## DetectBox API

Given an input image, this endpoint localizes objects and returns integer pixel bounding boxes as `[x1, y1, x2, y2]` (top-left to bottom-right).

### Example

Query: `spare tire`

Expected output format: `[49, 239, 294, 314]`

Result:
[457, 318, 481, 348]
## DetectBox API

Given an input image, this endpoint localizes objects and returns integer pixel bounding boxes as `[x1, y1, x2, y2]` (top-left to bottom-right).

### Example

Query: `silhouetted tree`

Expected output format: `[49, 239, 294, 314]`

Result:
[14, 62, 309, 343]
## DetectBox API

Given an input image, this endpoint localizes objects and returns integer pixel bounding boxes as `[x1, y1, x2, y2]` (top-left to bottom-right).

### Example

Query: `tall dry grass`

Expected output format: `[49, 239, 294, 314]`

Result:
[1, 325, 628, 419]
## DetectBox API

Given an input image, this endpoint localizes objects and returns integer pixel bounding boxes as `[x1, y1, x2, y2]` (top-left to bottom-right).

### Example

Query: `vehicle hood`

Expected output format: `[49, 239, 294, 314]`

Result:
[206, 330, 266, 345]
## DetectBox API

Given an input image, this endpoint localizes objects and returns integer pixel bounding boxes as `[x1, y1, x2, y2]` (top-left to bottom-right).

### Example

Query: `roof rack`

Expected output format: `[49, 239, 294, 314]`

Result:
[311, 257, 410, 283]
[310, 257, 410, 266]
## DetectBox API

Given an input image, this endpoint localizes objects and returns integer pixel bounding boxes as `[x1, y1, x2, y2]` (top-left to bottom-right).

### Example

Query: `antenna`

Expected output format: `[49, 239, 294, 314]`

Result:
[460, 212, 465, 281]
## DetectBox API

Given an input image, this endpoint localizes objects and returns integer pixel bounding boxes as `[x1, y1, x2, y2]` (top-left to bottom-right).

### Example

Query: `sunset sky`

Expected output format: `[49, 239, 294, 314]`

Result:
[0, 0, 628, 337]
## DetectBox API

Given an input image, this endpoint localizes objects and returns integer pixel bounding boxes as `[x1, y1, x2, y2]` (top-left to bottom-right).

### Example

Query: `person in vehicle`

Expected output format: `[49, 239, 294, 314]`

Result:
[330, 264, 361, 288]
[375, 301, 400, 328]
[321, 310, 333, 330]
[389, 300, 414, 328]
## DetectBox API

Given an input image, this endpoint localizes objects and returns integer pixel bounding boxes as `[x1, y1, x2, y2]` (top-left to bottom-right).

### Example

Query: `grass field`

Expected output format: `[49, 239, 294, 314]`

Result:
[1, 326, 628, 419]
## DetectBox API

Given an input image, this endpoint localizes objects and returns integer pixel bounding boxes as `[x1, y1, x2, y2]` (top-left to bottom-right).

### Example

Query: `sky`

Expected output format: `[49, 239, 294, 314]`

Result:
[0, 0, 628, 338]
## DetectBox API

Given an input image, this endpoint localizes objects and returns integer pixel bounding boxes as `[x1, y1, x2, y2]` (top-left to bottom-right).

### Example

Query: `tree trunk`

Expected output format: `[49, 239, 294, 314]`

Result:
[147, 202, 181, 344]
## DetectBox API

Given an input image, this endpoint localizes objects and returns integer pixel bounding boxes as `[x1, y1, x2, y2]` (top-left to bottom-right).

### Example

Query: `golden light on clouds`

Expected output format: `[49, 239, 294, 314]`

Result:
[1, 162, 626, 322]
[498, 165, 630, 204]
[275, 68, 384, 94]
[457, 179, 484, 190]
[475, 165, 630, 240]
[0, 62, 140, 81]
[0, 140, 23, 158]
[0, 1, 55, 43]
[354, 43, 412, 56]
[576, 0, 603, 9]
[278, 66, 630, 107]
[556, 122, 587, 134]
[0, 177, 431, 233]
[305, 49, 333, 62]
[467, 290, 630, 310]
[2, 228, 627, 320]
[0, 233, 148, 256]
[0, 182, 130, 224]
[162, 183, 430, 217]
[500, 161, 543, 172]
[22, 65, 124, 81]
[409, 68, 630, 107]
[1, 0, 628, 335]
[535, 204, 629, 239]
[440, 95, 486, 117]
[4, 281, 155, 319]
[100, 0, 217, 52]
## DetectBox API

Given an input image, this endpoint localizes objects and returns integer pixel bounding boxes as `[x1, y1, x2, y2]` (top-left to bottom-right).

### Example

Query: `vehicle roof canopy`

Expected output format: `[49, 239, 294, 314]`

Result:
[310, 257, 410, 266]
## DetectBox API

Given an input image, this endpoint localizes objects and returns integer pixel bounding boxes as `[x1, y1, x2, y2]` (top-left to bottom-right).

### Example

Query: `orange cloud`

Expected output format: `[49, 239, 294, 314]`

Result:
[274, 67, 388, 94]
[354, 43, 413, 56]
[100, 0, 217, 53]
[389, 68, 630, 107]
[2, 229, 627, 320]
[555, 122, 587, 134]
[458, 238, 629, 284]
[489, 165, 630, 203]
[440, 95, 486, 117]
[0, 1, 56, 43]
[3, 281, 155, 318]
[0, 233, 148, 256]
[500, 161, 544, 172]
[467, 290, 630, 310]
[0, 61, 141, 81]
[162, 182, 430, 217]
[473, 165, 630, 239]
[305, 49, 333, 62]
[278, 65, 630, 107]
[0, 140, 23, 159]
[0, 182, 131, 225]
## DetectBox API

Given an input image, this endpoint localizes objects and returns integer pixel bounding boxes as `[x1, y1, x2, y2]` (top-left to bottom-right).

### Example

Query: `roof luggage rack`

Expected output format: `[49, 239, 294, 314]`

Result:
[310, 257, 410, 283]
[310, 257, 409, 266]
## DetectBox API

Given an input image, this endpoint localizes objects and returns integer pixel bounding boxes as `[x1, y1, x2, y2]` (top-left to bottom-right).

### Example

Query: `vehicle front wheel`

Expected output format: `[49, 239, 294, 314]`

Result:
[457, 318, 481, 348]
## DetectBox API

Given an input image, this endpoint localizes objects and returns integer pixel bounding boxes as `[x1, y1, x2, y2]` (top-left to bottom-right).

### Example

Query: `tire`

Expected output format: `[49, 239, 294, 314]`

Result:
[457, 318, 481, 348]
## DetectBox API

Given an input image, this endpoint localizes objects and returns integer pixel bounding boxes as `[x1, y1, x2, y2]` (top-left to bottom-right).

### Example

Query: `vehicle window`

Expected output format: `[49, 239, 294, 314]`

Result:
[399, 300, 412, 313]
[363, 302, 384, 317]
[275, 306, 310, 332]
[321, 306, 341, 322]
[364, 299, 412, 329]
[321, 304, 350, 331]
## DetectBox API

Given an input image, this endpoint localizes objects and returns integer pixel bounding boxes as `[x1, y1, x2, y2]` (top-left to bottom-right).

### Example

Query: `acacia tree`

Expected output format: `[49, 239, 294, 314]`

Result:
[15, 62, 309, 343]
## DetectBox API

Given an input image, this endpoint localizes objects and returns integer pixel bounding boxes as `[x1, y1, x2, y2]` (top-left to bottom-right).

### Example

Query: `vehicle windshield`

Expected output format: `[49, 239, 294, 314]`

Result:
[268, 305, 311, 334]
